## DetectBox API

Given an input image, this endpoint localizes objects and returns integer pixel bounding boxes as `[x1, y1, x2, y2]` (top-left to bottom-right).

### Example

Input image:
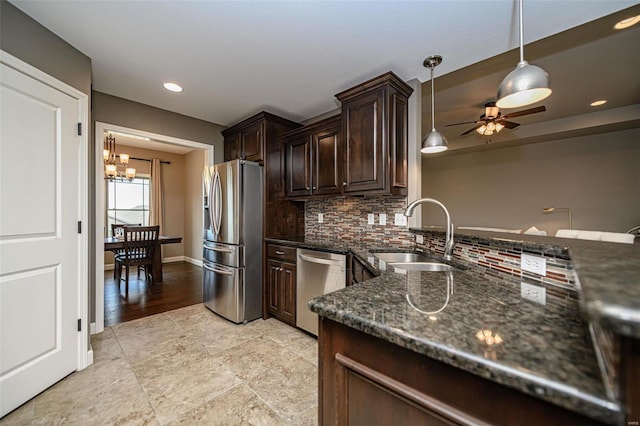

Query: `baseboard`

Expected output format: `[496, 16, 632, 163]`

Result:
[105, 256, 199, 270]
[184, 256, 202, 267]
[163, 256, 184, 264]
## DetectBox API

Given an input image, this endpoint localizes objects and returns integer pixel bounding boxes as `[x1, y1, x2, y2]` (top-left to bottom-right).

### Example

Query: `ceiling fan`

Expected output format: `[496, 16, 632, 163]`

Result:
[445, 102, 546, 136]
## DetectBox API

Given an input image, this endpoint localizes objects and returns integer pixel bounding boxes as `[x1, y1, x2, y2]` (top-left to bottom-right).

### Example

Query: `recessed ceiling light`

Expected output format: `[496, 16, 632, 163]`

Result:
[163, 82, 183, 93]
[614, 15, 640, 30]
[590, 100, 607, 107]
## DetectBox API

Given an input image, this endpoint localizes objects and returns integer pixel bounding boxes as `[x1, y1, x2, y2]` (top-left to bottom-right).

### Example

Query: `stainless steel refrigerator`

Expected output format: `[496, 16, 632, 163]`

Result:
[202, 160, 263, 323]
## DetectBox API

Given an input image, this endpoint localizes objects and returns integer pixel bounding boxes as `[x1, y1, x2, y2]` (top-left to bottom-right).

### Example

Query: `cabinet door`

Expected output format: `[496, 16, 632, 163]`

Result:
[280, 262, 296, 325]
[224, 133, 240, 161]
[286, 134, 312, 197]
[267, 259, 281, 315]
[343, 90, 385, 193]
[241, 121, 263, 162]
[313, 124, 342, 196]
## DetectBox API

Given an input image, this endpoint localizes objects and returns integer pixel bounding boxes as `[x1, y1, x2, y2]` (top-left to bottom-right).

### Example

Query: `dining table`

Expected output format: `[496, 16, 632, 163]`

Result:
[104, 235, 183, 283]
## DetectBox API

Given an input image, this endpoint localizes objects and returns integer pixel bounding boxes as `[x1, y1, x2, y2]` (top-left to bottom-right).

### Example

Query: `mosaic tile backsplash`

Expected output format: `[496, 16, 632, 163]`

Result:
[305, 195, 413, 247]
[413, 230, 578, 293]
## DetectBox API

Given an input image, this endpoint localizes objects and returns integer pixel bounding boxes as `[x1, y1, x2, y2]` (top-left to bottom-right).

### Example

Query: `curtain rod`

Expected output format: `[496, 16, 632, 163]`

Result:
[116, 154, 171, 165]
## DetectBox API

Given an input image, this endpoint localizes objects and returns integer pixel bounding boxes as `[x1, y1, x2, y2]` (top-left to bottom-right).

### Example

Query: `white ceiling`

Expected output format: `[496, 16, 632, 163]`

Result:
[11, 0, 638, 127]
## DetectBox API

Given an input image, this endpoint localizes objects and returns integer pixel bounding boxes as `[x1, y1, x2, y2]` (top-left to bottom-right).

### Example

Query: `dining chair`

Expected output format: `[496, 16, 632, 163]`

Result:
[114, 225, 159, 293]
[110, 223, 141, 279]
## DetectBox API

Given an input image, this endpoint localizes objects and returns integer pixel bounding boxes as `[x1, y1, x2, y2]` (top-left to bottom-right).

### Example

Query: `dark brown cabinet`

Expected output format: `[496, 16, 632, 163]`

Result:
[350, 255, 377, 285]
[284, 115, 342, 198]
[336, 71, 412, 196]
[319, 318, 603, 426]
[222, 112, 284, 164]
[266, 243, 296, 326]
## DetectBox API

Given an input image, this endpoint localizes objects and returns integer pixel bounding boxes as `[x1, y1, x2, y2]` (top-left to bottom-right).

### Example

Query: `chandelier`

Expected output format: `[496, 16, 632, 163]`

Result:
[103, 134, 136, 181]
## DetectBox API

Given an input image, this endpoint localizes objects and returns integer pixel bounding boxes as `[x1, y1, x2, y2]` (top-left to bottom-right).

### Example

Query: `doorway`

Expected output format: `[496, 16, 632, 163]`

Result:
[94, 122, 214, 333]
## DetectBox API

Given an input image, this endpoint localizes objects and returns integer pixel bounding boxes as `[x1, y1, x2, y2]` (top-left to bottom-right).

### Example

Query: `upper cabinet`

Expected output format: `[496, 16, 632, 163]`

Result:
[284, 115, 342, 198]
[222, 112, 297, 164]
[336, 71, 413, 196]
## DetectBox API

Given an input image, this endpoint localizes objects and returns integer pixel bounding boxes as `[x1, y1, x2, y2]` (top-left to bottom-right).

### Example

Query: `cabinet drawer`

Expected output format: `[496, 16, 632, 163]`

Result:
[267, 244, 297, 262]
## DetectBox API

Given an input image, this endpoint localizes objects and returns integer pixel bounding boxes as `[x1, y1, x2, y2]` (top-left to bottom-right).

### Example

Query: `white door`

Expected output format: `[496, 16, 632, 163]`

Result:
[0, 62, 80, 416]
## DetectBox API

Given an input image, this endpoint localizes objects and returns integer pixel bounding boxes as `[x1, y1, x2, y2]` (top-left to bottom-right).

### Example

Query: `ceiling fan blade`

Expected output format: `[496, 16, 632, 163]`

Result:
[501, 121, 520, 129]
[460, 124, 482, 136]
[502, 106, 546, 119]
[445, 120, 480, 127]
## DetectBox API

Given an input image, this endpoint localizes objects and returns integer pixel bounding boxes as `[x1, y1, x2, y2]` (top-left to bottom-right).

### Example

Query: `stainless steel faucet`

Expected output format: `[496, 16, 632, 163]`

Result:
[404, 198, 454, 260]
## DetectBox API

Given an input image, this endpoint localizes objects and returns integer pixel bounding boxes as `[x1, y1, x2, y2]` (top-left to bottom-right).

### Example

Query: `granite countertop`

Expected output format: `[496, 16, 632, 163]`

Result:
[407, 229, 640, 339]
[268, 235, 624, 424]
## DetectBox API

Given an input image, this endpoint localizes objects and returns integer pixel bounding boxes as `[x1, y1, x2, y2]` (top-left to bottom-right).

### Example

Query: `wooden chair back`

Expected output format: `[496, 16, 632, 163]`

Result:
[112, 223, 141, 238]
[123, 225, 159, 264]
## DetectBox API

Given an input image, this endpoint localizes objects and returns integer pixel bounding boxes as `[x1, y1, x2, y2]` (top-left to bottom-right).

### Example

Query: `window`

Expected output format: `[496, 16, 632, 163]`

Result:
[107, 177, 150, 236]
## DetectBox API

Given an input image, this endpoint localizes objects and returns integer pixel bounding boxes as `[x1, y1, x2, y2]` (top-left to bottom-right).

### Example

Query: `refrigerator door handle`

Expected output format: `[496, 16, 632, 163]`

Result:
[211, 169, 222, 234]
[203, 262, 234, 275]
[203, 244, 233, 253]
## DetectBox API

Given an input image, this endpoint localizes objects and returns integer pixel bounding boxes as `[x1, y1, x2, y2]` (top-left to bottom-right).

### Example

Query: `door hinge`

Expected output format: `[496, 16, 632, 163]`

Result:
[77, 221, 82, 234]
[77, 319, 82, 332]
[77, 123, 82, 136]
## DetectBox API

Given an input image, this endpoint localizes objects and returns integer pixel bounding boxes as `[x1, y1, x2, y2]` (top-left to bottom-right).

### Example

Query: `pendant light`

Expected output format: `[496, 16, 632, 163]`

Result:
[422, 55, 448, 154]
[496, 0, 551, 108]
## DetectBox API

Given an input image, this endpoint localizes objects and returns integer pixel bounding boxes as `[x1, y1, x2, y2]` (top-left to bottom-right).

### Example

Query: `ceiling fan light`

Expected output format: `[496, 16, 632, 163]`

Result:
[496, 61, 551, 108]
[495, 122, 505, 133]
[421, 129, 448, 153]
[476, 125, 487, 135]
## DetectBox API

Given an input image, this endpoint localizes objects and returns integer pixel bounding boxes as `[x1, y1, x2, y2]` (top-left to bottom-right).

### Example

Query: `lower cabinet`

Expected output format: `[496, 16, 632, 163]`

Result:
[319, 318, 604, 426]
[266, 244, 296, 326]
[350, 255, 377, 285]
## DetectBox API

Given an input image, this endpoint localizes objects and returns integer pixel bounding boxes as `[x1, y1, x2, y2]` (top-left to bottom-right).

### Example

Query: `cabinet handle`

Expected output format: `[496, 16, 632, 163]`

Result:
[275, 250, 285, 255]
[312, 186, 317, 190]
[306, 187, 310, 190]
[343, 182, 348, 186]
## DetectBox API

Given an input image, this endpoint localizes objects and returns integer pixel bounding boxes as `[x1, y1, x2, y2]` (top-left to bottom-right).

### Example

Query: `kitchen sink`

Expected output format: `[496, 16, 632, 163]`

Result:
[391, 262, 458, 272]
[372, 252, 432, 263]
[372, 251, 461, 272]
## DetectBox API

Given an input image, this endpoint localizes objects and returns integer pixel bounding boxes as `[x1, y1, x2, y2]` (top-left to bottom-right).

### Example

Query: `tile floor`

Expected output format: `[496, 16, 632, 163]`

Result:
[1, 304, 319, 425]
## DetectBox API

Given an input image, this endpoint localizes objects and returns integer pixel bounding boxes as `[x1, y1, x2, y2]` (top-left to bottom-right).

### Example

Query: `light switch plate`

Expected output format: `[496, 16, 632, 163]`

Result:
[379, 213, 387, 225]
[318, 213, 324, 223]
[394, 214, 407, 226]
[368, 213, 375, 225]
[416, 234, 424, 244]
[367, 256, 375, 265]
[521, 282, 546, 305]
[521, 253, 546, 276]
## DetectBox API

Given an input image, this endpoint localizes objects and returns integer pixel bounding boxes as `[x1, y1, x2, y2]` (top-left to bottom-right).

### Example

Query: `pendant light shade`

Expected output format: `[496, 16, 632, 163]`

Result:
[496, 0, 551, 108]
[422, 55, 448, 154]
[496, 61, 551, 108]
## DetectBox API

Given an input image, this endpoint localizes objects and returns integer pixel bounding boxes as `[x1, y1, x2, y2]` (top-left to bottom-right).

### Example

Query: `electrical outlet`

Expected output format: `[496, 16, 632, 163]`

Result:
[378, 260, 387, 271]
[368, 213, 375, 225]
[394, 214, 407, 226]
[521, 253, 547, 276]
[416, 234, 424, 244]
[318, 213, 324, 223]
[521, 282, 546, 305]
[379, 213, 387, 225]
[367, 256, 375, 265]
[393, 267, 407, 275]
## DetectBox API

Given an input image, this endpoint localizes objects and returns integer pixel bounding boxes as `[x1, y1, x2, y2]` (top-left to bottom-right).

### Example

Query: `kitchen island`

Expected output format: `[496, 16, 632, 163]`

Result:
[296, 230, 640, 425]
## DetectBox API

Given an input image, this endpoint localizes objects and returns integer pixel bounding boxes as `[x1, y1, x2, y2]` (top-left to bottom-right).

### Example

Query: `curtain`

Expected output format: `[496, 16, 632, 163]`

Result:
[149, 158, 163, 234]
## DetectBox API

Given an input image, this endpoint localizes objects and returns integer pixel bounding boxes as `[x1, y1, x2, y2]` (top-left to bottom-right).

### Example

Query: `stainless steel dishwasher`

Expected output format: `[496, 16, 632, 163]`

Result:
[296, 248, 346, 336]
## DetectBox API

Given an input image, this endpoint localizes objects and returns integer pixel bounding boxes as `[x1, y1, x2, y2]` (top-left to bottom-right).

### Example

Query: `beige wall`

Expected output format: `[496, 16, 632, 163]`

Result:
[0, 1, 92, 94]
[421, 128, 640, 236]
[184, 150, 206, 261]
[103, 146, 187, 264]
[93, 91, 225, 164]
